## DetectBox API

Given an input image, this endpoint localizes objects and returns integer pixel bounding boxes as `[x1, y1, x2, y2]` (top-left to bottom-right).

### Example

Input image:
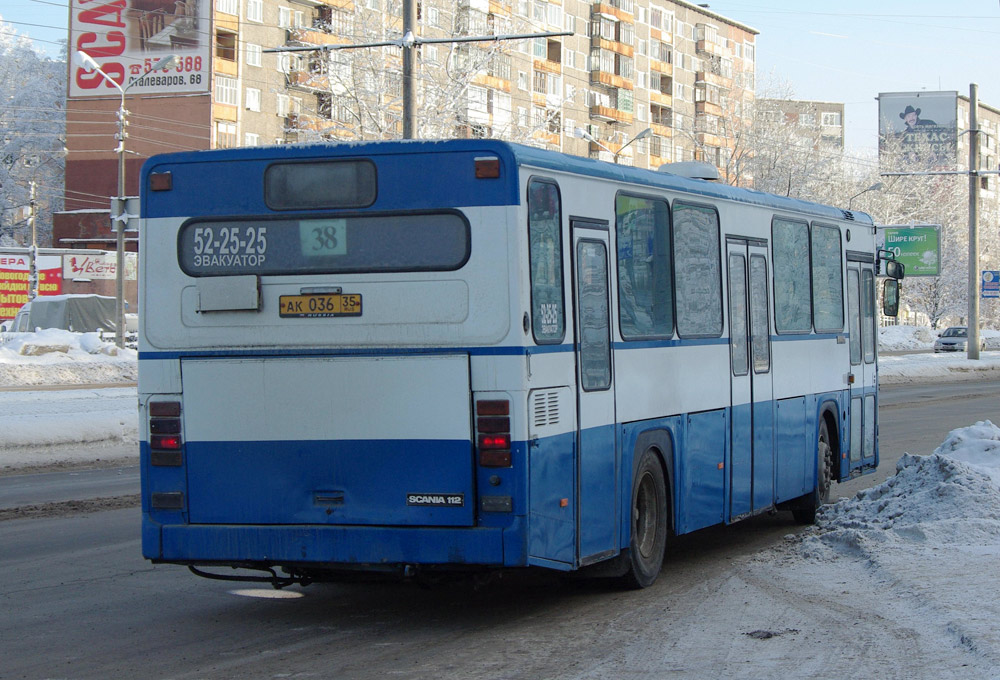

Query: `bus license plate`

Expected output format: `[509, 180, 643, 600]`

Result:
[279, 293, 362, 318]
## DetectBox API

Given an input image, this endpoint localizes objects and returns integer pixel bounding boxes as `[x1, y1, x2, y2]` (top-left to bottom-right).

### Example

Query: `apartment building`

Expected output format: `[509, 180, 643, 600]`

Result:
[59, 0, 757, 244]
[757, 99, 845, 150]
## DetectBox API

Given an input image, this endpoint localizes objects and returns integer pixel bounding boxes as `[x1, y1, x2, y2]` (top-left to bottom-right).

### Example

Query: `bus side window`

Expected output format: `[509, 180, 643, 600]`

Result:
[615, 193, 673, 339]
[673, 201, 723, 338]
[772, 217, 811, 333]
[527, 179, 565, 344]
[811, 224, 845, 332]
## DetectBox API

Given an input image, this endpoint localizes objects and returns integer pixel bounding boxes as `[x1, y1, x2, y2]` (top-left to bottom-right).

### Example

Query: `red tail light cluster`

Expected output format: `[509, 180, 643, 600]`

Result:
[476, 399, 511, 467]
[149, 400, 183, 466]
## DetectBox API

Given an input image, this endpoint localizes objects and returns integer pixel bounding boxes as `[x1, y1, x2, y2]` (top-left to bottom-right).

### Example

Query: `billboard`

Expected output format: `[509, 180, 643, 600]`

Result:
[63, 252, 138, 281]
[879, 225, 941, 277]
[877, 91, 958, 168]
[69, 0, 210, 98]
[0, 255, 64, 320]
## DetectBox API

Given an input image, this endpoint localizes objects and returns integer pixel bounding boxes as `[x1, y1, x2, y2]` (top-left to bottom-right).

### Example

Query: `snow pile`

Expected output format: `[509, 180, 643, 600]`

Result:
[879, 324, 936, 351]
[0, 329, 137, 386]
[811, 421, 1000, 547]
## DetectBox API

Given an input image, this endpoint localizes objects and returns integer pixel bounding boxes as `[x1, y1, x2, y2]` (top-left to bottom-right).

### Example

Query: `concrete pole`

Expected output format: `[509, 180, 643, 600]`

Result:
[27, 181, 37, 301]
[115, 93, 127, 349]
[968, 83, 980, 360]
[402, 0, 417, 139]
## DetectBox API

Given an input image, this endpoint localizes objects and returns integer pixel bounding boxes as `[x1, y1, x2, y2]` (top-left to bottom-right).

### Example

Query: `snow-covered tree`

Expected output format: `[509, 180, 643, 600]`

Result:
[0, 17, 65, 247]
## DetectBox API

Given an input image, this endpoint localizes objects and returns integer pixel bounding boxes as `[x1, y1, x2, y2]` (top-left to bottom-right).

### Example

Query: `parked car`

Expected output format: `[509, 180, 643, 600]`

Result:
[933, 326, 986, 353]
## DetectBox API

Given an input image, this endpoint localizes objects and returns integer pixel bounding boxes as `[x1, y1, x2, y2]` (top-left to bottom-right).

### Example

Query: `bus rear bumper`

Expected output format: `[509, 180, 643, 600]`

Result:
[145, 517, 513, 568]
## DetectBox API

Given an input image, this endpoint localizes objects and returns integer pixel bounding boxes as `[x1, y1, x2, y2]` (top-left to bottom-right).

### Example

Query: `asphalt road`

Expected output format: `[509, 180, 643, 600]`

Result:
[1, 378, 998, 679]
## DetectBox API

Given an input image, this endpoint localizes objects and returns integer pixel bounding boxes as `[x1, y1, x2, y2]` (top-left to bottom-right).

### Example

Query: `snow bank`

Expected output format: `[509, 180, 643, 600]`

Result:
[0, 329, 136, 386]
[805, 421, 1000, 554]
[879, 324, 936, 351]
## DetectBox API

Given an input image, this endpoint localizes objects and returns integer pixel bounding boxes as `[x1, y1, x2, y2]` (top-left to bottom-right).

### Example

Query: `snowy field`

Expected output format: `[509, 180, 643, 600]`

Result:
[3, 328, 1000, 675]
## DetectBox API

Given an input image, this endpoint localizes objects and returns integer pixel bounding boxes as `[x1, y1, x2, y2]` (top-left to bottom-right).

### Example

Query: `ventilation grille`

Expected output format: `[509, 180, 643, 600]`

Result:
[531, 390, 560, 428]
[841, 210, 856, 221]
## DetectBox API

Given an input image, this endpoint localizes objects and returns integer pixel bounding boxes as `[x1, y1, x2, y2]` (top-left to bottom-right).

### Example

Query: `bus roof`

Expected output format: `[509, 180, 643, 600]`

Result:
[141, 139, 872, 226]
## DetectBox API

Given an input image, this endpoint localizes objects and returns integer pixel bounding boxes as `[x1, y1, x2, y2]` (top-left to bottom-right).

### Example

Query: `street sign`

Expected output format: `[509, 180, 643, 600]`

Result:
[982, 270, 1000, 299]
[878, 225, 941, 277]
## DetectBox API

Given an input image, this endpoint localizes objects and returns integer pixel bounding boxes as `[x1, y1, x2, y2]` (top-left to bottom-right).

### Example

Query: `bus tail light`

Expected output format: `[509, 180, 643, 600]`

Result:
[476, 399, 511, 467]
[149, 400, 183, 466]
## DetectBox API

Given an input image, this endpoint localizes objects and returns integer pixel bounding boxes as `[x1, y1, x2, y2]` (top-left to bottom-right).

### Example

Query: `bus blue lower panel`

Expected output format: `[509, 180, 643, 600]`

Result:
[148, 519, 508, 566]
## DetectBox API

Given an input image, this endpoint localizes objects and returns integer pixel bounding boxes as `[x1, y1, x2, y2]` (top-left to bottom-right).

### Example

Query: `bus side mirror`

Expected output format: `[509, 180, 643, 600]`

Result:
[883, 279, 901, 317]
[884, 259, 905, 280]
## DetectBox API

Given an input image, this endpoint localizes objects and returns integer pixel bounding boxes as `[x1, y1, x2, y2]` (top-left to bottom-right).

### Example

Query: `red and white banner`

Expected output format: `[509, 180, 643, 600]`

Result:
[0, 255, 63, 321]
[70, 0, 210, 98]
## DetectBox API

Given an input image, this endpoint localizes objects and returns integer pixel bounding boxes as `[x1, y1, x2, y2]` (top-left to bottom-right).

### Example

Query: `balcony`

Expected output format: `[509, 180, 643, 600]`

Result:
[534, 58, 561, 75]
[214, 57, 238, 77]
[650, 91, 671, 107]
[472, 73, 511, 93]
[590, 70, 633, 90]
[287, 70, 331, 91]
[696, 39, 725, 57]
[590, 36, 634, 58]
[696, 100, 722, 116]
[696, 70, 732, 90]
[489, 0, 512, 15]
[697, 132, 725, 148]
[313, 0, 354, 9]
[650, 123, 672, 138]
[288, 28, 350, 47]
[532, 130, 561, 146]
[590, 104, 632, 125]
[592, 1, 633, 23]
[649, 60, 672, 76]
[650, 28, 673, 44]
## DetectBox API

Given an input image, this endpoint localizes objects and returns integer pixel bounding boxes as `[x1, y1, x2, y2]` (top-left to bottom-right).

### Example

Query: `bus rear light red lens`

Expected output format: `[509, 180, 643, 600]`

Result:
[480, 449, 511, 467]
[150, 401, 181, 417]
[151, 434, 182, 450]
[150, 418, 181, 434]
[479, 434, 510, 449]
[477, 400, 509, 416]
[477, 416, 510, 433]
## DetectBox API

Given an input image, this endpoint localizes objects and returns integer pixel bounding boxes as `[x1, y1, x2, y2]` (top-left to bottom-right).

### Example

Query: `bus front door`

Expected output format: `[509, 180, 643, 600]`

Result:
[726, 239, 774, 519]
[847, 258, 878, 473]
[571, 222, 618, 565]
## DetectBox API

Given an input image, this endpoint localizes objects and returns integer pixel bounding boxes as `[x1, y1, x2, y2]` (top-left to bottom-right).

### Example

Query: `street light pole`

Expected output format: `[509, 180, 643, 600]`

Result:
[848, 181, 883, 210]
[968, 83, 981, 360]
[575, 127, 653, 164]
[77, 51, 178, 348]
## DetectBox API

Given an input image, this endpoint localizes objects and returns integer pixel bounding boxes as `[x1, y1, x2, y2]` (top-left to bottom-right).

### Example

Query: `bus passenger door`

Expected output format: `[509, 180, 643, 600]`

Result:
[571, 223, 618, 564]
[726, 239, 774, 519]
[847, 260, 878, 473]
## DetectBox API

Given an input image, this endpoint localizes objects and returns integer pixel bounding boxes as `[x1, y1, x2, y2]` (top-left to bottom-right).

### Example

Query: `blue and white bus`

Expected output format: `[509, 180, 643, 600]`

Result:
[138, 140, 902, 588]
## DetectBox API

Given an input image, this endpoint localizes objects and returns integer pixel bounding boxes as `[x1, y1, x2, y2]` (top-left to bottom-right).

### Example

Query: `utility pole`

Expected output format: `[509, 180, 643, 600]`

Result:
[265, 0, 571, 139]
[967, 83, 981, 360]
[27, 181, 37, 301]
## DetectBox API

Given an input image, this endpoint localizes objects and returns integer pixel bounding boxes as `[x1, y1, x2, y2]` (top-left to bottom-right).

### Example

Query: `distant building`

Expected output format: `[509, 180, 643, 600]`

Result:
[757, 98, 844, 150]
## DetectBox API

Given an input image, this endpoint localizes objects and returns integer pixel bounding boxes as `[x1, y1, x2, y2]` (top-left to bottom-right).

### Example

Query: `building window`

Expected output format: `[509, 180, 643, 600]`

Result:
[245, 132, 260, 146]
[822, 111, 842, 127]
[246, 0, 262, 22]
[278, 6, 292, 28]
[217, 0, 238, 14]
[215, 31, 237, 61]
[518, 71, 528, 91]
[245, 87, 261, 112]
[216, 122, 238, 148]
[798, 112, 816, 126]
[215, 76, 239, 106]
[276, 93, 290, 117]
[245, 43, 261, 67]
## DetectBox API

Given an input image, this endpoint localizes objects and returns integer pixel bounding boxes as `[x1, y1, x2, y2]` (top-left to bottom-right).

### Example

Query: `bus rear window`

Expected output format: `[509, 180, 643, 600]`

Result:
[265, 160, 376, 210]
[178, 212, 470, 276]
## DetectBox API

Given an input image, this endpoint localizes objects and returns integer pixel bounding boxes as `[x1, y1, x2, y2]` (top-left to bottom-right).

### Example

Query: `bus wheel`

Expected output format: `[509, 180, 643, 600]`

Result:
[622, 449, 667, 589]
[793, 419, 833, 524]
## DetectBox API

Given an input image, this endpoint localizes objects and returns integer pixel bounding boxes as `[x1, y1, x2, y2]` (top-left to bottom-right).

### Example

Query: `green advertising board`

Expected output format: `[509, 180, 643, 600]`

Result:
[880, 225, 941, 277]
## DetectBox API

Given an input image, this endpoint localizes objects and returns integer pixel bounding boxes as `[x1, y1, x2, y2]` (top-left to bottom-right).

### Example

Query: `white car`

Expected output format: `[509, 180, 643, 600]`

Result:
[933, 326, 985, 353]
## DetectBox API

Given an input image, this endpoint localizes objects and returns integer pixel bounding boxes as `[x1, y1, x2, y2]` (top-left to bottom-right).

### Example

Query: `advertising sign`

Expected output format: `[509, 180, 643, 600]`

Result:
[983, 271, 1000, 299]
[877, 91, 958, 168]
[879, 225, 941, 277]
[64, 252, 137, 281]
[69, 0, 210, 98]
[0, 255, 64, 321]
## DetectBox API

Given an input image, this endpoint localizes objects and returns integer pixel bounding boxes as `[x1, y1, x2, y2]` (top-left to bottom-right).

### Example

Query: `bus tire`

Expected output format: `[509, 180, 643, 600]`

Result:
[793, 419, 833, 524]
[621, 448, 668, 589]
